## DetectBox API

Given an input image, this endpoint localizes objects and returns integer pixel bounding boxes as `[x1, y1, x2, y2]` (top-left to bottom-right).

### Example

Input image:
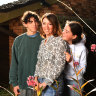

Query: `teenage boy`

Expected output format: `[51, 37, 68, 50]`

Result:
[9, 11, 42, 96]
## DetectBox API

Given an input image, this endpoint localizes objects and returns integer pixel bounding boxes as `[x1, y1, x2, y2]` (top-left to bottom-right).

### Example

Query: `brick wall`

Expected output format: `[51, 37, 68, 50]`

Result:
[9, 0, 96, 64]
[36, 0, 96, 19]
[9, 17, 26, 65]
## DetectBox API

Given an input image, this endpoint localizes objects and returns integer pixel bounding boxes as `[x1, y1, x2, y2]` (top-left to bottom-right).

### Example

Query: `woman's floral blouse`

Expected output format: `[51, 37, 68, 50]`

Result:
[35, 35, 69, 86]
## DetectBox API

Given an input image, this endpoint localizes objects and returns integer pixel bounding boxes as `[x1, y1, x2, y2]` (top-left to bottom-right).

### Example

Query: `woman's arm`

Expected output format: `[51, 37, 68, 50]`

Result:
[43, 38, 68, 86]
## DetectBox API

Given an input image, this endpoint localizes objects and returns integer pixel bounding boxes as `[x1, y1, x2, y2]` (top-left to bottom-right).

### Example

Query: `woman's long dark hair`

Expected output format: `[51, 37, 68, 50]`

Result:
[40, 13, 62, 38]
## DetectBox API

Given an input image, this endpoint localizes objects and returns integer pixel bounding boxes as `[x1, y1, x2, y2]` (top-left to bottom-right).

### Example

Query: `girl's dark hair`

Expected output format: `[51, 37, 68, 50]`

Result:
[66, 21, 83, 44]
[40, 13, 62, 38]
[21, 11, 40, 24]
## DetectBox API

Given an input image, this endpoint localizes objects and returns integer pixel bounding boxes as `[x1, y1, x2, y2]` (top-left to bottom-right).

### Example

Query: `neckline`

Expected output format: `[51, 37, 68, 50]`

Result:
[44, 35, 54, 45]
[25, 32, 39, 38]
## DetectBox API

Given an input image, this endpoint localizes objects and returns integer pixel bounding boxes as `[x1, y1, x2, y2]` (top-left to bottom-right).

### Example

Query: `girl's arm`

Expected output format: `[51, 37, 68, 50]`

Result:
[79, 47, 87, 74]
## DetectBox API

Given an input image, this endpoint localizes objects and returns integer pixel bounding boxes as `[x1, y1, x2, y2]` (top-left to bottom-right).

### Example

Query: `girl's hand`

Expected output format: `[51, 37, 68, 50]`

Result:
[64, 51, 72, 63]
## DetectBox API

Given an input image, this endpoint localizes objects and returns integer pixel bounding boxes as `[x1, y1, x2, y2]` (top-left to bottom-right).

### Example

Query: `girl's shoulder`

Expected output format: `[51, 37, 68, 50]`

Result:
[75, 43, 86, 51]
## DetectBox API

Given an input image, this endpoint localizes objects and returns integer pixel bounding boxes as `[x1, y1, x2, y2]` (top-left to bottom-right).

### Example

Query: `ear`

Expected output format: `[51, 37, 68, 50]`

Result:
[22, 22, 27, 28]
[72, 35, 77, 40]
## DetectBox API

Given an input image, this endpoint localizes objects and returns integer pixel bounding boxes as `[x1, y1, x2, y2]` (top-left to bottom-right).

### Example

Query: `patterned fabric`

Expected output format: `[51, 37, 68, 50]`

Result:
[35, 35, 68, 86]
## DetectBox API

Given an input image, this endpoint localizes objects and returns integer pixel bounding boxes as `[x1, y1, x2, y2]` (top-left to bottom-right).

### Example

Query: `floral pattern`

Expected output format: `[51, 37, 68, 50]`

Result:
[35, 36, 69, 85]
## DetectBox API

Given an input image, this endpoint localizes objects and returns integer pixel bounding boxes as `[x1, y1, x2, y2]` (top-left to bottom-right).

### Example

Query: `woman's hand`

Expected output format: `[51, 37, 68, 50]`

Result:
[34, 77, 47, 90]
[64, 51, 72, 63]
[35, 77, 38, 85]
[39, 82, 47, 90]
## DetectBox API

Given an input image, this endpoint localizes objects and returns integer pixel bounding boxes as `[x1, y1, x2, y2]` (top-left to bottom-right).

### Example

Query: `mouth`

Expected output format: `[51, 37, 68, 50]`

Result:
[45, 30, 49, 32]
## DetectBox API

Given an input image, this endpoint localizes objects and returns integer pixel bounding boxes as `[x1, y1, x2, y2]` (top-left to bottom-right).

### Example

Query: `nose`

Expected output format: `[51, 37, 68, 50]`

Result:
[62, 30, 65, 34]
[62, 30, 66, 36]
[45, 24, 49, 29]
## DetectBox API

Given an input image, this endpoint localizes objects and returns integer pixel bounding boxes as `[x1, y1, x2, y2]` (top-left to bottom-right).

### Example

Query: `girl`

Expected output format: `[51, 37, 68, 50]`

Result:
[62, 21, 87, 96]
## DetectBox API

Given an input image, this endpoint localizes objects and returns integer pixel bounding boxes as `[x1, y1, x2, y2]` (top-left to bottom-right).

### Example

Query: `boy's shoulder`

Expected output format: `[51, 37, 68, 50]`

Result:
[15, 33, 26, 40]
[13, 33, 26, 44]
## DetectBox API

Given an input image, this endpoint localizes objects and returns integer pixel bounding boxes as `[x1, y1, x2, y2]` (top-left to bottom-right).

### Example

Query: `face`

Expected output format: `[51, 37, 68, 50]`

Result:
[42, 17, 53, 37]
[24, 17, 39, 33]
[62, 25, 75, 44]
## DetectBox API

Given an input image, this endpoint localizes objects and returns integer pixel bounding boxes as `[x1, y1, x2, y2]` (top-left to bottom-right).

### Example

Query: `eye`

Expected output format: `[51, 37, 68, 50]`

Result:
[42, 22, 46, 25]
[49, 23, 52, 25]
[65, 29, 69, 33]
[29, 21, 33, 23]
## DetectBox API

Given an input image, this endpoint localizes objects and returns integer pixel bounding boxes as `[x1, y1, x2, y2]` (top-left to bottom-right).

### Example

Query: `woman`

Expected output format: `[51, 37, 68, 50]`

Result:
[34, 13, 69, 96]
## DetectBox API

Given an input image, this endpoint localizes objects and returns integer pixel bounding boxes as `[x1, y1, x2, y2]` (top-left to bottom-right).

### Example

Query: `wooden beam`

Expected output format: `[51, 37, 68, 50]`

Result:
[0, 0, 57, 23]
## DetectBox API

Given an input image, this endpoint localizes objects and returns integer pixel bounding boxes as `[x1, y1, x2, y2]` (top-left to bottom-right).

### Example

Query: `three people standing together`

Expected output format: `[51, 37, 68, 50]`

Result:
[9, 11, 87, 96]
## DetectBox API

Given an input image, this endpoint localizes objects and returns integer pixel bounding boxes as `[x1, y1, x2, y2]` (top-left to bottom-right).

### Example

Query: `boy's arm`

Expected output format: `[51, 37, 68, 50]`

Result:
[9, 40, 18, 87]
